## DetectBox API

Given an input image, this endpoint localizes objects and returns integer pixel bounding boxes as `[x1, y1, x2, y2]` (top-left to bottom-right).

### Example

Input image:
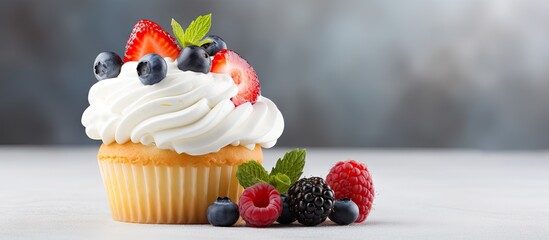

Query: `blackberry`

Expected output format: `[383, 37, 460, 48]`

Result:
[287, 177, 334, 226]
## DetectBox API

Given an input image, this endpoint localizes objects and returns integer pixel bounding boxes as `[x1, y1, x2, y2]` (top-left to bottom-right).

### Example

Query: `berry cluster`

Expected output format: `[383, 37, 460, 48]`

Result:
[92, 14, 260, 106]
[205, 150, 375, 227]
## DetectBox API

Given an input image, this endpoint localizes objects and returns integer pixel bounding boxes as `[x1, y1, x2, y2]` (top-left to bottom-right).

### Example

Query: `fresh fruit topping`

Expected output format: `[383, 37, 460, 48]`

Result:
[136, 53, 167, 85]
[326, 160, 374, 223]
[171, 14, 213, 48]
[287, 177, 334, 226]
[276, 194, 296, 224]
[211, 50, 260, 106]
[206, 197, 240, 227]
[239, 183, 282, 227]
[237, 149, 306, 194]
[177, 46, 211, 73]
[93, 52, 122, 80]
[328, 198, 359, 225]
[124, 20, 181, 62]
[236, 149, 306, 227]
[201, 35, 227, 56]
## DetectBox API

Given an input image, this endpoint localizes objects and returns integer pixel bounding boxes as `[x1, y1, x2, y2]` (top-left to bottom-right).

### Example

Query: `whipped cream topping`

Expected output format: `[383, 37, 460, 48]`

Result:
[82, 58, 284, 156]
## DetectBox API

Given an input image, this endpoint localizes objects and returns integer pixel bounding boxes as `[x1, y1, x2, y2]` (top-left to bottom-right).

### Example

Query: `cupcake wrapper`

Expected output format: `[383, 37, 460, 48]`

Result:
[98, 160, 243, 224]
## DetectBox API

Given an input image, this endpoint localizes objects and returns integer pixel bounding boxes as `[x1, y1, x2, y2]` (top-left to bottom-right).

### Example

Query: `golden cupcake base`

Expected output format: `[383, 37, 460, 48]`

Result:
[97, 142, 262, 224]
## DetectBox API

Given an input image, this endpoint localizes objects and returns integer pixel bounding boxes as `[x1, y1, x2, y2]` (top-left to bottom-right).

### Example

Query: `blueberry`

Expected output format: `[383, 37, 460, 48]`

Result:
[136, 53, 167, 85]
[206, 197, 240, 227]
[201, 35, 227, 56]
[276, 194, 296, 224]
[93, 52, 122, 81]
[328, 198, 359, 225]
[176, 46, 211, 73]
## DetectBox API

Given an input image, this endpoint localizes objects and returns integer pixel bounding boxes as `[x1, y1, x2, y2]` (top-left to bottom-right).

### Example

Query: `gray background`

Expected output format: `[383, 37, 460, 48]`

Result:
[2, 0, 549, 149]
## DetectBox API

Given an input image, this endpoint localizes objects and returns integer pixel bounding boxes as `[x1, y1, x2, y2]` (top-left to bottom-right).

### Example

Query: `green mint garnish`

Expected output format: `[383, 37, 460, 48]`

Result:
[236, 149, 306, 194]
[236, 161, 269, 188]
[171, 13, 213, 48]
[270, 149, 306, 184]
[269, 173, 292, 194]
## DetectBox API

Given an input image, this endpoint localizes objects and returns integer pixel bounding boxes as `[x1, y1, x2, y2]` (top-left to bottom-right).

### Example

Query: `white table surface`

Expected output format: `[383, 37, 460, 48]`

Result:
[1, 147, 548, 240]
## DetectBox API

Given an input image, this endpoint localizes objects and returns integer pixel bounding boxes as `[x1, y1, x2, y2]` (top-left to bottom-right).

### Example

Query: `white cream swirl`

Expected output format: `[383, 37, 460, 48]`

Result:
[82, 58, 284, 155]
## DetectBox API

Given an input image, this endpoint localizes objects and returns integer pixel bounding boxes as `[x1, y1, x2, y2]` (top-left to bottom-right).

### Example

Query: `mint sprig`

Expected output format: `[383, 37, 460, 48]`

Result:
[236, 161, 269, 188]
[171, 13, 213, 48]
[236, 149, 306, 194]
[271, 149, 306, 184]
[269, 173, 292, 194]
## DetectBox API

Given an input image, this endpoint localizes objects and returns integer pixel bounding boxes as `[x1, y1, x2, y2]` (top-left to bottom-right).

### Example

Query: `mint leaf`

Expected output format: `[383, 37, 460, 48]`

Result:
[269, 173, 291, 194]
[171, 14, 213, 48]
[197, 38, 213, 46]
[270, 149, 306, 184]
[171, 18, 185, 48]
[184, 13, 211, 47]
[236, 161, 269, 188]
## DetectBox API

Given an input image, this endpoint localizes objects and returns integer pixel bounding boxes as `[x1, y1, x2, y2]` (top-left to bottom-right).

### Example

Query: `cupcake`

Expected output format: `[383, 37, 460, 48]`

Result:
[82, 14, 284, 224]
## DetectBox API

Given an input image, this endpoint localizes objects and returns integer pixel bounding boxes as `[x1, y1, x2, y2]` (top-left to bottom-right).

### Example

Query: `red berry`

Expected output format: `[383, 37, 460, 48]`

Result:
[123, 20, 181, 62]
[211, 50, 260, 106]
[239, 183, 282, 227]
[326, 160, 374, 223]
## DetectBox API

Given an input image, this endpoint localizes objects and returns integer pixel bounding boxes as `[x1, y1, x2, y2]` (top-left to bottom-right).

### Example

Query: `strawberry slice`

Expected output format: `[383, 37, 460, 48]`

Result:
[211, 50, 260, 106]
[123, 20, 181, 62]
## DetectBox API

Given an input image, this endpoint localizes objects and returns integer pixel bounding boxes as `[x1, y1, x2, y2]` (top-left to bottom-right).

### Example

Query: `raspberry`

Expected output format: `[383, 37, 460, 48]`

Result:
[326, 160, 374, 223]
[287, 177, 334, 226]
[239, 183, 282, 227]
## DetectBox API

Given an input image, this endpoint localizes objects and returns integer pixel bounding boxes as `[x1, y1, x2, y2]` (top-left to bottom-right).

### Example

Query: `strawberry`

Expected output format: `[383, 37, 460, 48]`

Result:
[123, 20, 181, 62]
[211, 50, 260, 106]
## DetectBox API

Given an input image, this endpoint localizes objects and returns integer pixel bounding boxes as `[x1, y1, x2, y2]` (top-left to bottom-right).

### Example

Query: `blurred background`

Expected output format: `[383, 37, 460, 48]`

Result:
[2, 0, 549, 149]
